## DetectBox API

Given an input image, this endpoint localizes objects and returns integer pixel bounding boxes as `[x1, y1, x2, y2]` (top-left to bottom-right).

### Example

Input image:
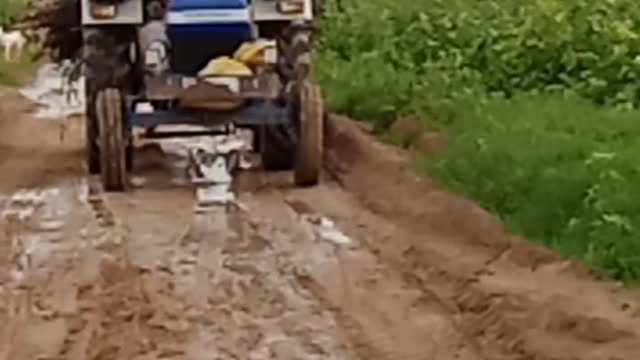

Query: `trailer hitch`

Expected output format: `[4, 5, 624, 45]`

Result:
[186, 132, 253, 208]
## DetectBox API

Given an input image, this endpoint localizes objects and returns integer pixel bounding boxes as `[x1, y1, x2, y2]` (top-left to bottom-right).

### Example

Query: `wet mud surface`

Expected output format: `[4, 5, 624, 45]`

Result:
[1, 84, 640, 360]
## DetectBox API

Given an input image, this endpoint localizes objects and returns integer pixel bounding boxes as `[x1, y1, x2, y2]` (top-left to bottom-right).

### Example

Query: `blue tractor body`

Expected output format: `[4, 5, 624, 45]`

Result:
[166, 0, 254, 74]
[80, 0, 325, 191]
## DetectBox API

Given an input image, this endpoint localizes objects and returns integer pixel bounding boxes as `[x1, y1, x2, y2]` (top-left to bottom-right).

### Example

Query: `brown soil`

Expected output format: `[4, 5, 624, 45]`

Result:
[321, 114, 640, 359]
[0, 88, 84, 192]
[0, 87, 638, 360]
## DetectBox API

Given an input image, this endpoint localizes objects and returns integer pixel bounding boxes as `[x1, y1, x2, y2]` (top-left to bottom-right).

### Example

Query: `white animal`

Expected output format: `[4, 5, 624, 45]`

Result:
[0, 26, 27, 62]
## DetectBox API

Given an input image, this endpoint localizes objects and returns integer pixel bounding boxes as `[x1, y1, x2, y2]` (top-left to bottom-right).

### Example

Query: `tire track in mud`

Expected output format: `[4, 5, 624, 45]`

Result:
[3, 143, 639, 360]
[47, 180, 354, 359]
[4, 167, 482, 360]
[0, 179, 95, 359]
[228, 171, 484, 360]
[277, 184, 484, 360]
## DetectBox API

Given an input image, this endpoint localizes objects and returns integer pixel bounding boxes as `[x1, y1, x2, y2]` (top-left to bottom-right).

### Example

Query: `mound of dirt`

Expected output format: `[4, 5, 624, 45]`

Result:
[325, 114, 583, 272]
[321, 114, 640, 360]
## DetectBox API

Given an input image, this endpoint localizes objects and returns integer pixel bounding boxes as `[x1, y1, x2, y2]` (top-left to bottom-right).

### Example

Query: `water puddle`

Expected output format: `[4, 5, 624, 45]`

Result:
[19, 62, 84, 119]
[1, 179, 89, 258]
[0, 179, 91, 335]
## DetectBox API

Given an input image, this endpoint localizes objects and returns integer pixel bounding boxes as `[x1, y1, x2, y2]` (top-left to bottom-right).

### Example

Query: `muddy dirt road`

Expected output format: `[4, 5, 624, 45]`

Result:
[1, 85, 640, 360]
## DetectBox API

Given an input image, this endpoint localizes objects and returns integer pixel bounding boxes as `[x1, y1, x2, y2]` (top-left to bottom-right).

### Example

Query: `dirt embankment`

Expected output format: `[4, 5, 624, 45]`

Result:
[319, 114, 640, 359]
[0, 88, 84, 192]
[0, 86, 639, 360]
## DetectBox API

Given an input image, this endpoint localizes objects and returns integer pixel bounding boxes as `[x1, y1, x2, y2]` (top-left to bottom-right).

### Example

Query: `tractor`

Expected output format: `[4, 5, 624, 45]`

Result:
[80, 0, 324, 191]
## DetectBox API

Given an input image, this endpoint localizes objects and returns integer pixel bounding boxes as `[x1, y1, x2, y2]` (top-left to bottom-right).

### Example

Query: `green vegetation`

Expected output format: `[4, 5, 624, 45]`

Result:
[314, 0, 640, 282]
[0, 0, 32, 27]
[0, 49, 40, 86]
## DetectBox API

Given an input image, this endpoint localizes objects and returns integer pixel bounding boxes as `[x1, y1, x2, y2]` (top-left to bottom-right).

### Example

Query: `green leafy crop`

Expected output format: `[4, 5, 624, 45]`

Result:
[314, 0, 640, 282]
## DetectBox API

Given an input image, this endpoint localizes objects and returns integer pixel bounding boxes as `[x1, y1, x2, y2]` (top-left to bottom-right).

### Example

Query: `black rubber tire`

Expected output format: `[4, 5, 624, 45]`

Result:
[260, 122, 298, 171]
[96, 88, 128, 191]
[260, 24, 312, 173]
[83, 26, 136, 174]
[294, 82, 324, 186]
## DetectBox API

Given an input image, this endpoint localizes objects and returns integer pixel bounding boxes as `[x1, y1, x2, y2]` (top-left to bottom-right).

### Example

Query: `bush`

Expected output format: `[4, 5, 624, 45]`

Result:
[0, 49, 40, 86]
[314, 0, 640, 282]
[315, 0, 640, 121]
[0, 0, 32, 28]
[0, 0, 39, 85]
[415, 93, 640, 282]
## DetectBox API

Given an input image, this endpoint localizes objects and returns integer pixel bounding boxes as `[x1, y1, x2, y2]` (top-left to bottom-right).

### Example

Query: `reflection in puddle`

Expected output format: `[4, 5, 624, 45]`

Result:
[19, 62, 85, 119]
[1, 179, 89, 261]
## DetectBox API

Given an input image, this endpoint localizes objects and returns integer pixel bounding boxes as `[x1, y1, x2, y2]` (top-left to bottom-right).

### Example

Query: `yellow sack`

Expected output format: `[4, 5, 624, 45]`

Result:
[233, 39, 271, 66]
[197, 56, 253, 77]
[197, 40, 274, 77]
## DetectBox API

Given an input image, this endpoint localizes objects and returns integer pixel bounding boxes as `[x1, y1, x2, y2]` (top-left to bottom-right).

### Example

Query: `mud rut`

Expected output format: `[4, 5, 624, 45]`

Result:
[1, 87, 640, 360]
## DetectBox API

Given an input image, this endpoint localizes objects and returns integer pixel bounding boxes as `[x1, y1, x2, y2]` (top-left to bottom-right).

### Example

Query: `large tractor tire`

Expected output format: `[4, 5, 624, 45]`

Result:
[294, 81, 324, 186]
[83, 26, 136, 174]
[96, 88, 128, 191]
[260, 122, 298, 171]
[260, 22, 323, 186]
[260, 82, 324, 186]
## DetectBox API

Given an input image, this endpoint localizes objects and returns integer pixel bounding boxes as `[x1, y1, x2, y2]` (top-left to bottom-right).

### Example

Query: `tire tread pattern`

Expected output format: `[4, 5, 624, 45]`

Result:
[84, 26, 134, 174]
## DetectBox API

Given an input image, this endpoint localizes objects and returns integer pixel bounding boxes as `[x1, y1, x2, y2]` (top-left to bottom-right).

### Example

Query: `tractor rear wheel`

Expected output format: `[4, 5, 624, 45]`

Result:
[259, 21, 323, 185]
[260, 123, 297, 171]
[96, 88, 128, 191]
[84, 26, 137, 174]
[294, 82, 324, 186]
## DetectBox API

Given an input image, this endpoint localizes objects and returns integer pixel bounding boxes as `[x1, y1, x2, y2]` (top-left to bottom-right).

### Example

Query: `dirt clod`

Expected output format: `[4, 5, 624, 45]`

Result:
[389, 115, 422, 140]
[413, 131, 448, 155]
